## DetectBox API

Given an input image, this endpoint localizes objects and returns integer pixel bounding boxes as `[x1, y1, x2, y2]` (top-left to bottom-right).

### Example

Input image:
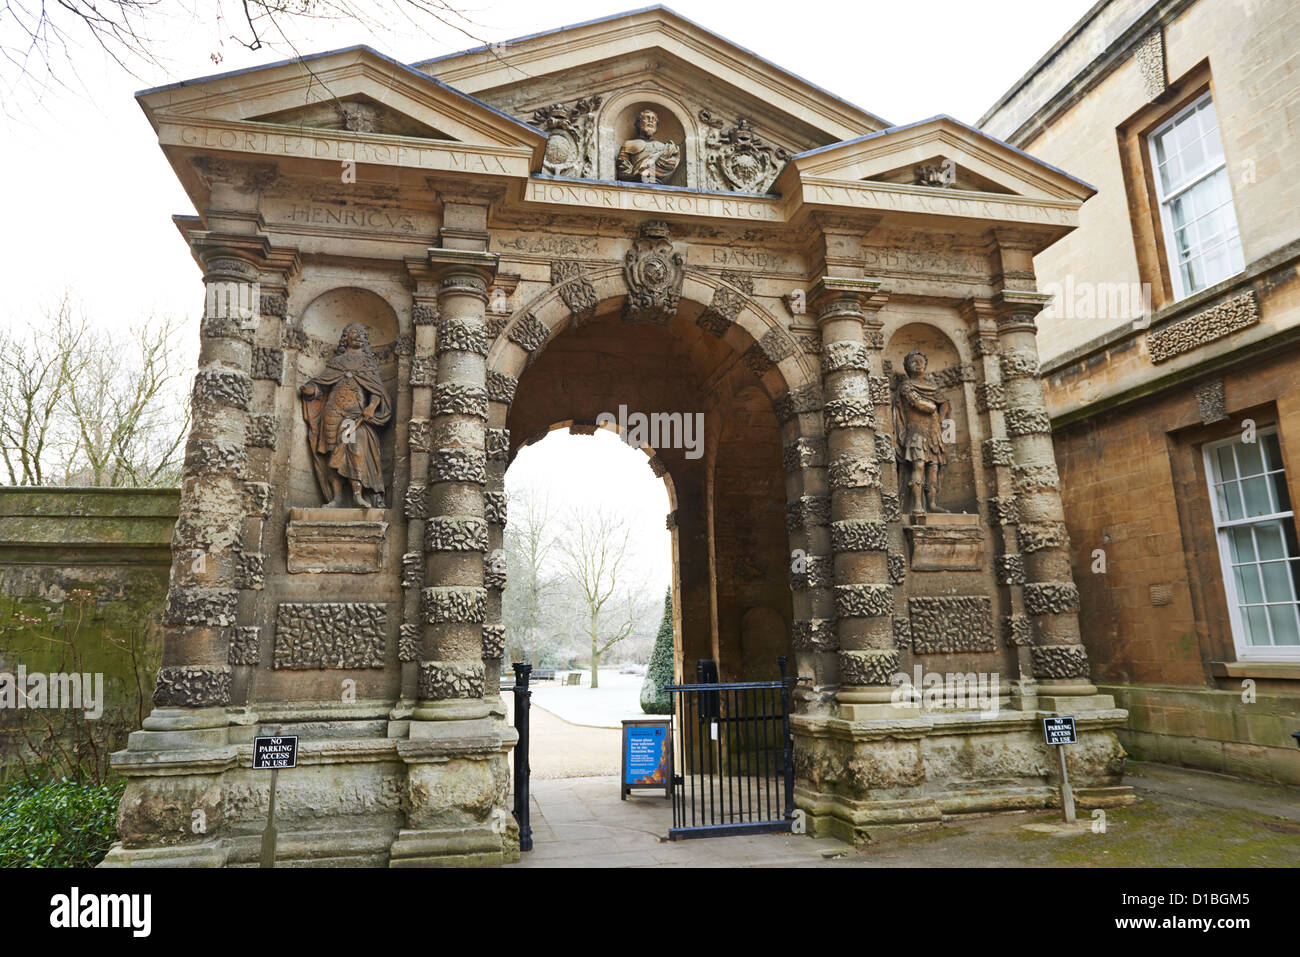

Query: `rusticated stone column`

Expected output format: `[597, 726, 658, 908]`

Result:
[413, 249, 498, 728]
[781, 384, 834, 694]
[993, 289, 1098, 702]
[812, 277, 897, 706]
[147, 243, 267, 732]
[962, 298, 1036, 709]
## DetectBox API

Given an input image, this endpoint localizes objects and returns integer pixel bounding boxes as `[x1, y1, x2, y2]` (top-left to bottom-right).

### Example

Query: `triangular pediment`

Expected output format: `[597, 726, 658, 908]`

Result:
[782, 115, 1096, 202]
[136, 45, 546, 153]
[415, 6, 890, 148]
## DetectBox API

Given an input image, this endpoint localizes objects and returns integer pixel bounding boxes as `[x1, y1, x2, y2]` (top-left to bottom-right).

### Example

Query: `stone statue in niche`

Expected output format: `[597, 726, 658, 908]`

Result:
[300, 322, 392, 508]
[893, 348, 950, 514]
[616, 109, 681, 184]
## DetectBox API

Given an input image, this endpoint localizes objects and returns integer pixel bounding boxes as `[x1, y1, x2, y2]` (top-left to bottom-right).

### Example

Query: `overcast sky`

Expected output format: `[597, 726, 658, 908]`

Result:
[0, 0, 1097, 590]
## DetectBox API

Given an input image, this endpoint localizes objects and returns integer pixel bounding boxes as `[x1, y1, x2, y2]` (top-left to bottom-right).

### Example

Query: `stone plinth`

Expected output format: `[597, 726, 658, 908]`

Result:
[903, 514, 984, 571]
[286, 508, 389, 573]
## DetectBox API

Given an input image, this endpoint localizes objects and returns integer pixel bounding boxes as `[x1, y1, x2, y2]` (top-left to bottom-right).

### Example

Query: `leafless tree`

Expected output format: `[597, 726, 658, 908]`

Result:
[0, 293, 189, 487]
[502, 488, 558, 667]
[2, 1, 497, 112]
[0, 294, 88, 485]
[554, 506, 646, 689]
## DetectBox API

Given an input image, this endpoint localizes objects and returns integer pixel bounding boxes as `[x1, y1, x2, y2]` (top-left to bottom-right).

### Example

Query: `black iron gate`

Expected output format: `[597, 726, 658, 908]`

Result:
[664, 656, 800, 840]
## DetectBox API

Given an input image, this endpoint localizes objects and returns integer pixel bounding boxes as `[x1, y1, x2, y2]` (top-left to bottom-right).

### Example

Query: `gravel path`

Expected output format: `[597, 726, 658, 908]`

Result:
[502, 692, 622, 779]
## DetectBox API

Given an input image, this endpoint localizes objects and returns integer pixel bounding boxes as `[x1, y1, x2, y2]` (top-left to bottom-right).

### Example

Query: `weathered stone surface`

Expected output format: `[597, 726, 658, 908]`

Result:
[1024, 581, 1081, 615]
[828, 452, 880, 489]
[409, 418, 433, 453]
[251, 346, 284, 383]
[837, 649, 900, 685]
[228, 626, 261, 665]
[421, 586, 487, 623]
[247, 412, 277, 449]
[1004, 614, 1034, 647]
[485, 491, 507, 527]
[481, 625, 506, 660]
[552, 260, 599, 321]
[995, 554, 1026, 585]
[429, 449, 486, 485]
[273, 602, 387, 669]
[398, 623, 420, 662]
[831, 519, 889, 552]
[404, 484, 428, 519]
[887, 552, 906, 586]
[163, 587, 239, 627]
[989, 495, 1019, 526]
[1017, 521, 1070, 553]
[1000, 349, 1039, 380]
[833, 583, 894, 618]
[286, 508, 389, 573]
[1031, 644, 1091, 679]
[772, 384, 822, 423]
[823, 397, 875, 429]
[1004, 407, 1053, 436]
[783, 437, 827, 471]
[193, 368, 251, 411]
[402, 551, 425, 589]
[786, 494, 831, 530]
[792, 618, 835, 651]
[186, 438, 247, 478]
[418, 660, 485, 699]
[908, 596, 995, 653]
[508, 313, 550, 354]
[425, 516, 489, 552]
[1012, 462, 1061, 492]
[821, 341, 871, 374]
[487, 371, 518, 405]
[486, 428, 511, 461]
[152, 665, 232, 707]
[983, 437, 1015, 467]
[437, 317, 488, 356]
[432, 384, 488, 419]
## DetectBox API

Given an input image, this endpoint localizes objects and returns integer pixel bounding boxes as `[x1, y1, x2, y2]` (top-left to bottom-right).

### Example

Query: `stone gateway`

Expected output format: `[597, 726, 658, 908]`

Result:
[103, 7, 1131, 867]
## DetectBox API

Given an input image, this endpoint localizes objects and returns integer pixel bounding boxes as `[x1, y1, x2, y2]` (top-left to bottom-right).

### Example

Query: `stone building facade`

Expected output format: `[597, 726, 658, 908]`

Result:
[981, 0, 1300, 785]
[106, 7, 1132, 865]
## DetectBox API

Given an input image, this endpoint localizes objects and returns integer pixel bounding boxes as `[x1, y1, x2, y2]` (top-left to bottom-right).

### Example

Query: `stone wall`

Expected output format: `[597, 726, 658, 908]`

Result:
[0, 488, 174, 783]
[1052, 338, 1300, 785]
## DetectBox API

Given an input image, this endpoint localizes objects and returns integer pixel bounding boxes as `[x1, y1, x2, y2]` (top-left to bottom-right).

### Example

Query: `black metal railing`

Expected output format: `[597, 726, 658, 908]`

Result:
[505, 662, 533, 852]
[664, 656, 800, 840]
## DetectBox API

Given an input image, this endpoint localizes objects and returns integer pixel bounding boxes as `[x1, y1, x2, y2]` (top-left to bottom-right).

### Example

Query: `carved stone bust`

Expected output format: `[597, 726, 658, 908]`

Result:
[616, 109, 681, 184]
[299, 322, 392, 508]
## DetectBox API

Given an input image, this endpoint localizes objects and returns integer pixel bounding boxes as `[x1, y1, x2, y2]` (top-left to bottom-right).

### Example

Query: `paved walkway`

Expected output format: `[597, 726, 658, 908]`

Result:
[504, 762, 1300, 868]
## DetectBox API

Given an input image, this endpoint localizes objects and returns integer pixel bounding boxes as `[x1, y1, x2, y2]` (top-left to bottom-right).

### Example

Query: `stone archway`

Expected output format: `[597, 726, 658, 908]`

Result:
[483, 263, 818, 687]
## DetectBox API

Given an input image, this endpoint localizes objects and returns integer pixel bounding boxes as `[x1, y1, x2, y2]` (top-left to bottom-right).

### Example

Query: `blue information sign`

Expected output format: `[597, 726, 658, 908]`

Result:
[621, 720, 672, 799]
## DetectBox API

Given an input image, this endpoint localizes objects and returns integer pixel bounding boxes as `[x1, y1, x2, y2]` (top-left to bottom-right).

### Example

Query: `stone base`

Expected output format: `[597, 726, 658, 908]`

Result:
[101, 707, 517, 868]
[902, 514, 984, 571]
[285, 507, 389, 573]
[793, 698, 1134, 844]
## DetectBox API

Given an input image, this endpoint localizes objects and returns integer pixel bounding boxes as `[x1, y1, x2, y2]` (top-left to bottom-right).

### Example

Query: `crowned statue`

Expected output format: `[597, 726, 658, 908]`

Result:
[616, 109, 681, 184]
[893, 348, 951, 514]
[299, 322, 393, 508]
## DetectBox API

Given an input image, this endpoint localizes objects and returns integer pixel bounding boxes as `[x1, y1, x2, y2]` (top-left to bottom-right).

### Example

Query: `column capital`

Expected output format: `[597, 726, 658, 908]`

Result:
[992, 290, 1053, 334]
[427, 248, 499, 300]
[809, 277, 886, 325]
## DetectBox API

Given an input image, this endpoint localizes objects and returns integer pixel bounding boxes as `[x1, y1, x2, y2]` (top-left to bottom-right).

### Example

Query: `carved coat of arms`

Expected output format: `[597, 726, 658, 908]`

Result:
[700, 111, 792, 194]
[623, 221, 685, 325]
[532, 96, 602, 179]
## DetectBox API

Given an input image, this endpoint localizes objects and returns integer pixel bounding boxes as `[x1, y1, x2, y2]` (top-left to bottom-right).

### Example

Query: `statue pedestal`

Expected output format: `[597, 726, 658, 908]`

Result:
[902, 513, 983, 571]
[286, 507, 389, 573]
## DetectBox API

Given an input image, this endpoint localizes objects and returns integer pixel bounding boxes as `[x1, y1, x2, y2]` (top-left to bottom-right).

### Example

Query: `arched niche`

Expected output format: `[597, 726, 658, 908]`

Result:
[885, 322, 978, 516]
[289, 287, 400, 509]
[596, 90, 694, 187]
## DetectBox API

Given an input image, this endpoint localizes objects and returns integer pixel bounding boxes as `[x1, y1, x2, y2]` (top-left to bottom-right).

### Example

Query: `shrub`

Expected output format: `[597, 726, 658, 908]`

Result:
[640, 589, 674, 715]
[0, 777, 124, 867]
